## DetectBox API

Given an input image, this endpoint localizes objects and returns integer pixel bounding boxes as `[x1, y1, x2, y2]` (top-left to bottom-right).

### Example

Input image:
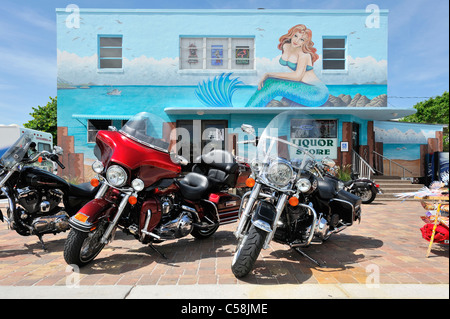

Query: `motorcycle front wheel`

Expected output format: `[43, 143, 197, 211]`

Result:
[231, 224, 267, 278]
[64, 224, 106, 267]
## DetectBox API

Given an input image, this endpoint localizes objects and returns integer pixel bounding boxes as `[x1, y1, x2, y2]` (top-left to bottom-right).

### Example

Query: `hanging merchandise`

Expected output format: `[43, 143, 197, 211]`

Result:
[188, 43, 199, 64]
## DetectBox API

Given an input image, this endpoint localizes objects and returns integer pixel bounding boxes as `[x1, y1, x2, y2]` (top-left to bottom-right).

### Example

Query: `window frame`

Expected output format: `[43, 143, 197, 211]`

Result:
[322, 36, 347, 72]
[98, 35, 123, 70]
[179, 36, 255, 71]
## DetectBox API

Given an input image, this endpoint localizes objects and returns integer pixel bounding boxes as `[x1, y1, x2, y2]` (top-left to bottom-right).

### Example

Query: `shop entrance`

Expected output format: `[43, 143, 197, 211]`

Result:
[352, 123, 360, 154]
[176, 119, 228, 169]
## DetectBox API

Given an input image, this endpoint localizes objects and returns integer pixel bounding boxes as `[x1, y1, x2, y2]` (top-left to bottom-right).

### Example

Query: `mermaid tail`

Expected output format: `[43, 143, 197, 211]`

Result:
[245, 78, 329, 108]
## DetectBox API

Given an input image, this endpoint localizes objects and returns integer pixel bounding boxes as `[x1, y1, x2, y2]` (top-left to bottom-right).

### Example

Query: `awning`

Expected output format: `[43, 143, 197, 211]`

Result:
[164, 107, 416, 121]
[72, 114, 134, 120]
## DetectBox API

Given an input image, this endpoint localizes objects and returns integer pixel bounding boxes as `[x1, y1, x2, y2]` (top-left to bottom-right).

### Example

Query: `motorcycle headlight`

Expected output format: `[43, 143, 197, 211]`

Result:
[106, 165, 127, 187]
[296, 178, 312, 193]
[266, 162, 293, 187]
[131, 178, 145, 192]
[92, 160, 104, 173]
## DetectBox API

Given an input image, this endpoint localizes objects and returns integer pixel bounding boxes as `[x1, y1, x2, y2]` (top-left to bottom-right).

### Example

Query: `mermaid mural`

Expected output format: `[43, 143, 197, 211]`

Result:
[246, 24, 329, 108]
[195, 24, 330, 108]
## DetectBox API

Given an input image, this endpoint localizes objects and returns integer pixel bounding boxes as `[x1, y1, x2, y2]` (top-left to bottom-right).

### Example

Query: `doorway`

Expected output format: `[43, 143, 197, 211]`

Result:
[176, 119, 228, 168]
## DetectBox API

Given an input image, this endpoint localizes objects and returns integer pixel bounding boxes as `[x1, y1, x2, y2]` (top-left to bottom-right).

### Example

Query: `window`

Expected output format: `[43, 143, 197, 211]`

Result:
[322, 37, 346, 70]
[98, 36, 123, 69]
[88, 119, 112, 143]
[290, 119, 337, 138]
[37, 142, 51, 152]
[180, 37, 254, 70]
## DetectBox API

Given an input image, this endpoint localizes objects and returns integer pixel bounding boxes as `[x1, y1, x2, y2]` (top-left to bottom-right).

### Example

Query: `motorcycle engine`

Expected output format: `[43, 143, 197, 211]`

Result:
[153, 196, 194, 240]
[17, 187, 63, 214]
[15, 187, 69, 235]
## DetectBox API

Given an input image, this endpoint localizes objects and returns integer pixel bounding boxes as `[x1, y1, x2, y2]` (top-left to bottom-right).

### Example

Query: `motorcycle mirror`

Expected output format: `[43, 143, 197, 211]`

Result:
[53, 146, 64, 155]
[170, 153, 189, 166]
[241, 124, 255, 136]
[321, 157, 335, 168]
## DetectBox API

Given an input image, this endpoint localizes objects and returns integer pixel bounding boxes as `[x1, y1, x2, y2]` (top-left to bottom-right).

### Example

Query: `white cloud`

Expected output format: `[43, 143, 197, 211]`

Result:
[0, 48, 56, 84]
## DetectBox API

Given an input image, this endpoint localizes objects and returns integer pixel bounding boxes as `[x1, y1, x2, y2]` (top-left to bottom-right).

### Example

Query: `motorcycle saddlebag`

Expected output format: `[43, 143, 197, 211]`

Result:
[330, 190, 362, 225]
[210, 192, 241, 224]
[353, 181, 371, 191]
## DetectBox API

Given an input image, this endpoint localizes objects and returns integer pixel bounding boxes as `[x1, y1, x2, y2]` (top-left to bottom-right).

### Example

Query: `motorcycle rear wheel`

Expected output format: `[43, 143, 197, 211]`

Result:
[359, 188, 376, 204]
[64, 226, 106, 267]
[191, 224, 219, 239]
[231, 224, 267, 278]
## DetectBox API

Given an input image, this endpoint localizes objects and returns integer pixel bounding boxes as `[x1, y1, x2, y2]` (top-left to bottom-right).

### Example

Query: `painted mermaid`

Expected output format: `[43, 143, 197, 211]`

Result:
[245, 24, 329, 108]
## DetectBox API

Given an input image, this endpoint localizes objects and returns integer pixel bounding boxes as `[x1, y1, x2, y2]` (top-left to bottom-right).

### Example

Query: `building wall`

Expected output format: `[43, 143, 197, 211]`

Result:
[55, 9, 395, 180]
[56, 9, 388, 160]
[374, 121, 444, 177]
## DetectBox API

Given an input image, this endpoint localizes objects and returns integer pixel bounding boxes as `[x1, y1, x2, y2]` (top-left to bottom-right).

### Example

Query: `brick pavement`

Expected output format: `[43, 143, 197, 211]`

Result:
[0, 200, 448, 287]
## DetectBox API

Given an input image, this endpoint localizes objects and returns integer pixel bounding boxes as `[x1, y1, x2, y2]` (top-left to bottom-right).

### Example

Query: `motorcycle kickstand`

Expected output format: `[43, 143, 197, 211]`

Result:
[294, 247, 326, 268]
[37, 235, 48, 251]
[149, 243, 167, 260]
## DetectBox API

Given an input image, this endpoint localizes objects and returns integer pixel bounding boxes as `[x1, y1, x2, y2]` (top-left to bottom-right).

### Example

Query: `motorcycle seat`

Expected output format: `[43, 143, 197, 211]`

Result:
[178, 172, 209, 201]
[68, 182, 99, 198]
[195, 150, 238, 174]
[193, 150, 239, 190]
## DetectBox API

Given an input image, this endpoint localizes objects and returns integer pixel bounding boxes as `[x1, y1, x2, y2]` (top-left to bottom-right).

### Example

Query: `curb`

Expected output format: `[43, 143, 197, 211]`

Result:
[0, 284, 448, 299]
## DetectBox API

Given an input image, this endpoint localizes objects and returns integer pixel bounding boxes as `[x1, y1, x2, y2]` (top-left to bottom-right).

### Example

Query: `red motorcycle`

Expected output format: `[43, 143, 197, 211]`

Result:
[63, 112, 243, 267]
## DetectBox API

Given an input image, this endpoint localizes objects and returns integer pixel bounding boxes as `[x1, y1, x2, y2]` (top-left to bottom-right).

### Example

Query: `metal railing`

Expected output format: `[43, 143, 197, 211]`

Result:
[352, 150, 375, 179]
[373, 151, 414, 178]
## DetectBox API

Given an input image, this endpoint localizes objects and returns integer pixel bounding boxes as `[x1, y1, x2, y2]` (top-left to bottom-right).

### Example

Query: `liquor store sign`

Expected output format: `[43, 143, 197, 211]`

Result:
[291, 138, 338, 159]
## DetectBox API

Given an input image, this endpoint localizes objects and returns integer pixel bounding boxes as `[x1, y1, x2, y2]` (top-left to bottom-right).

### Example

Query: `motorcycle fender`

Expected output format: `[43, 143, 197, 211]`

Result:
[251, 201, 276, 233]
[69, 198, 116, 232]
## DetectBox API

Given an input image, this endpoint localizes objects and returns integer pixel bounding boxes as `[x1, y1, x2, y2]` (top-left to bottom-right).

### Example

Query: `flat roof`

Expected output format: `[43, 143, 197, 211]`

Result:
[55, 8, 389, 15]
[164, 107, 414, 121]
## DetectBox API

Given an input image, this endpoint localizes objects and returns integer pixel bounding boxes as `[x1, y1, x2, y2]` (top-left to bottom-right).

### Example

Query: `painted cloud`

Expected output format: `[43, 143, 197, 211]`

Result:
[57, 49, 387, 87]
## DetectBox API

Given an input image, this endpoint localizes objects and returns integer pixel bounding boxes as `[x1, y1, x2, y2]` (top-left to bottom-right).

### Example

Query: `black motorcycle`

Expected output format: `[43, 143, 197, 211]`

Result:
[320, 158, 382, 204]
[0, 133, 98, 250]
[231, 111, 362, 278]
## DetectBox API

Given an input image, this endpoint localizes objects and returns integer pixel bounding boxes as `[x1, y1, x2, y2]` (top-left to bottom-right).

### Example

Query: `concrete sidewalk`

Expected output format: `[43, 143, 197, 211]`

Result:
[0, 200, 448, 299]
[0, 284, 448, 299]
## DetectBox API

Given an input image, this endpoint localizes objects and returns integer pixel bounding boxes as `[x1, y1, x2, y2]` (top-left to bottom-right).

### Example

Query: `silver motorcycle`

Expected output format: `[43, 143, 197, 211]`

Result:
[231, 111, 362, 278]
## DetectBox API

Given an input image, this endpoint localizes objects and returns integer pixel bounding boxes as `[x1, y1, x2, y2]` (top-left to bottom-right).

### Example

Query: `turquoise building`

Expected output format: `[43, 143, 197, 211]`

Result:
[56, 8, 442, 180]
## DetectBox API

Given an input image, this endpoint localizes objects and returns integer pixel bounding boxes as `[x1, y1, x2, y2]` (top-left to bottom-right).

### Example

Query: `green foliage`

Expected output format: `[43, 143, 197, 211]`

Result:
[335, 164, 353, 181]
[24, 96, 57, 142]
[400, 92, 449, 152]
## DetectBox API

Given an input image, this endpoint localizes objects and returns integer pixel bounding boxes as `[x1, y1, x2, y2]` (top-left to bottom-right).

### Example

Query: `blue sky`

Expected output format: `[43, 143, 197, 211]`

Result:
[0, 0, 448, 125]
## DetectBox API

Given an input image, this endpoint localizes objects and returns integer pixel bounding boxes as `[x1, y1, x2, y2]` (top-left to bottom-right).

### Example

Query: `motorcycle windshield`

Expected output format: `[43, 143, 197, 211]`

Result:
[119, 112, 170, 153]
[256, 111, 318, 170]
[0, 133, 34, 169]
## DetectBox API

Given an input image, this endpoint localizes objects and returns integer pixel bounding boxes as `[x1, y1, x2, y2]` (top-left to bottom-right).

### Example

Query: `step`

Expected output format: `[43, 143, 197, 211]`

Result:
[372, 175, 402, 180]
[376, 193, 419, 199]
[373, 179, 416, 184]
[377, 183, 424, 189]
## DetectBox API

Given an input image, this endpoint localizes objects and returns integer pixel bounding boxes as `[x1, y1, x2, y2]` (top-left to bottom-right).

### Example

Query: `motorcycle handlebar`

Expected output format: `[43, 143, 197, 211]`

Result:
[49, 154, 65, 169]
